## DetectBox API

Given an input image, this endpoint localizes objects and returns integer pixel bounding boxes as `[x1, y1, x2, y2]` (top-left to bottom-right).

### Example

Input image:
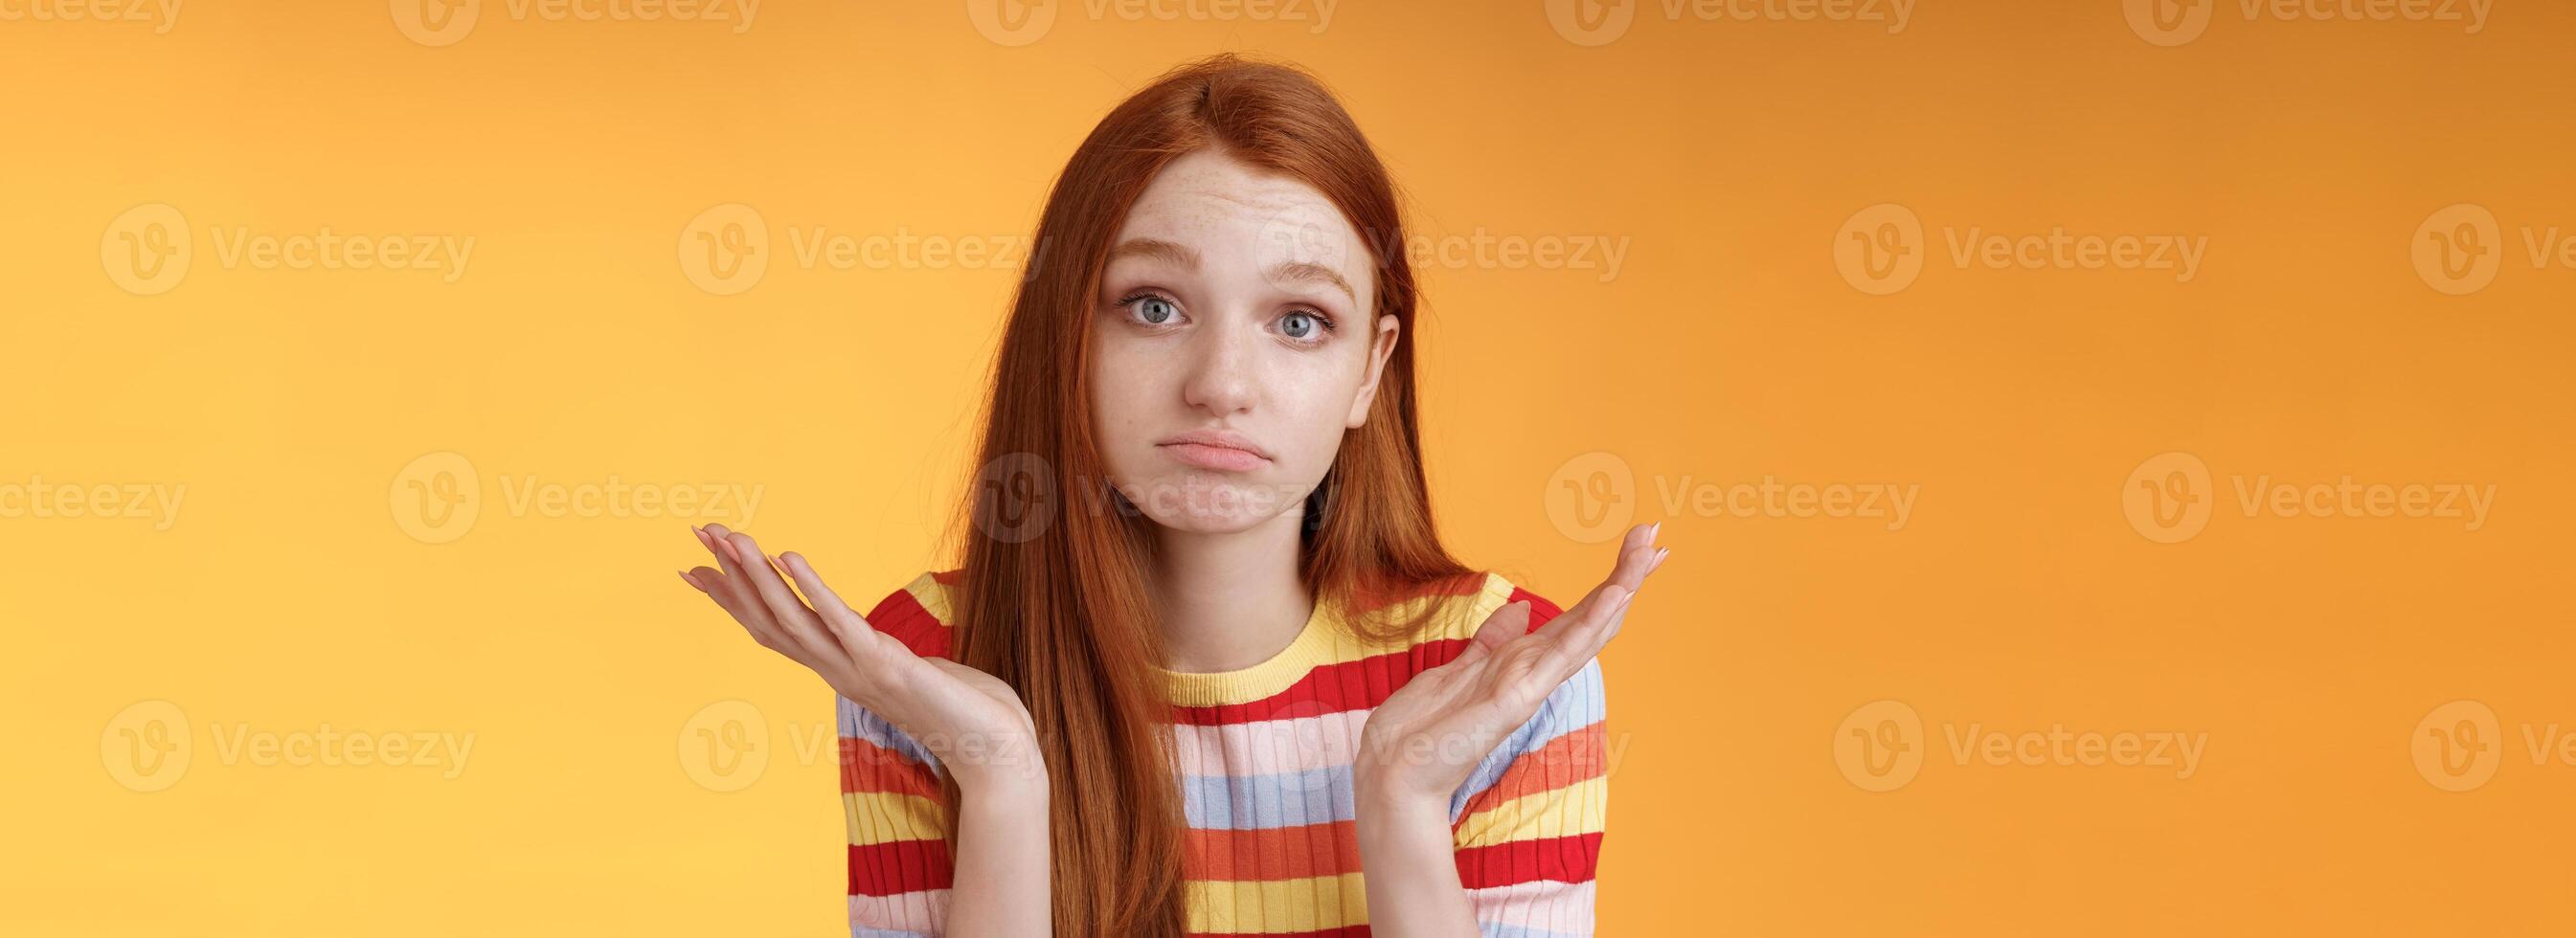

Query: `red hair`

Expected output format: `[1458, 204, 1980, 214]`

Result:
[940, 54, 1478, 935]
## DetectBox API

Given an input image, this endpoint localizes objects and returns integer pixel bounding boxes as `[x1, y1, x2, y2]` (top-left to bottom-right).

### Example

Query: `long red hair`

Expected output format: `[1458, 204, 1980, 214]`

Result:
[941, 54, 1477, 936]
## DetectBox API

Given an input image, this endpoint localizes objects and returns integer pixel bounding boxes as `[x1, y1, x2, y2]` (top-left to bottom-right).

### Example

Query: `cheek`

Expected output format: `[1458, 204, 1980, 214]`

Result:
[1087, 338, 1170, 451]
[1274, 348, 1370, 465]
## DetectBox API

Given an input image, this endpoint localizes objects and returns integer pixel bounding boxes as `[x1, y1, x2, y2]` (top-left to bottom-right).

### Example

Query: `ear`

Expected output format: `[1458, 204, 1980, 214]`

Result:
[1344, 314, 1401, 428]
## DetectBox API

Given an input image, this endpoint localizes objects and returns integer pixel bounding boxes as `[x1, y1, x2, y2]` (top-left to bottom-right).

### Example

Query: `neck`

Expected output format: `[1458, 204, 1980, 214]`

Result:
[1148, 507, 1314, 674]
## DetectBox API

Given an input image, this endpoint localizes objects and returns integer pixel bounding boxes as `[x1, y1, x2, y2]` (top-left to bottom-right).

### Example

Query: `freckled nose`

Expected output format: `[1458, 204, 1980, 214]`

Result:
[1182, 321, 1256, 416]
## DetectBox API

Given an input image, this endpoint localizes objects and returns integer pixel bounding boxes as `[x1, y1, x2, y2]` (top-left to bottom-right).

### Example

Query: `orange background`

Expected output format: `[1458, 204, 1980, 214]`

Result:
[7, 0, 2574, 934]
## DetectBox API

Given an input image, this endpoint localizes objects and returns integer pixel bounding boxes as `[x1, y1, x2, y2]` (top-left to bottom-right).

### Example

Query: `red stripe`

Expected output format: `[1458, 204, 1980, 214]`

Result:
[1185, 818, 1361, 881]
[1166, 638, 1471, 726]
[864, 582, 952, 659]
[1454, 722, 1607, 818]
[1452, 832, 1603, 890]
[1506, 586, 1566, 632]
[847, 838, 953, 896]
[1164, 585, 1568, 726]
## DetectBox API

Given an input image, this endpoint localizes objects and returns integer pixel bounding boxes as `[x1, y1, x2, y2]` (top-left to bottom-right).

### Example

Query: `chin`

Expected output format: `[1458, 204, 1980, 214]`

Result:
[1115, 469, 1306, 533]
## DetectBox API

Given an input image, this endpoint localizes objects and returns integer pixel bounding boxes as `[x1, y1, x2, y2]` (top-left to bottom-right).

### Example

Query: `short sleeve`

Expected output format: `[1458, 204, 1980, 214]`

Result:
[1446, 587, 1610, 937]
[840, 575, 960, 937]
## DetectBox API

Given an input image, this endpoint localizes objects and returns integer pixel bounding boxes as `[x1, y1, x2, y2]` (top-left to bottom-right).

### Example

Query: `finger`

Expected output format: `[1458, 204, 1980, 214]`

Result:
[722, 531, 846, 661]
[678, 570, 708, 592]
[1457, 600, 1530, 663]
[698, 526, 814, 658]
[685, 566, 733, 604]
[687, 559, 800, 659]
[1548, 524, 1659, 638]
[698, 525, 774, 623]
[1602, 522, 1661, 593]
[780, 551, 891, 660]
[1537, 584, 1635, 678]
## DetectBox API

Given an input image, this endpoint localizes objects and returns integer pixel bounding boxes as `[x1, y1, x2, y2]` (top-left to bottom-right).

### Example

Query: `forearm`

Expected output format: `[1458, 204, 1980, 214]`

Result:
[941, 775, 1051, 937]
[1354, 781, 1484, 938]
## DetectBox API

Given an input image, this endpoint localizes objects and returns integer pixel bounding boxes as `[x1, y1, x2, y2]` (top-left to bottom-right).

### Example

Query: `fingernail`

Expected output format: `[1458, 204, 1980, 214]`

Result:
[1648, 521, 1661, 543]
[715, 536, 743, 564]
[677, 570, 700, 590]
[1652, 547, 1670, 570]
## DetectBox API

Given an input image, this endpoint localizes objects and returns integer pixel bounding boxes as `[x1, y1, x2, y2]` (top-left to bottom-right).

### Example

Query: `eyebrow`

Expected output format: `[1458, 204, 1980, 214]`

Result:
[1105, 236, 1358, 304]
[1107, 237, 1201, 269]
[1268, 261, 1357, 304]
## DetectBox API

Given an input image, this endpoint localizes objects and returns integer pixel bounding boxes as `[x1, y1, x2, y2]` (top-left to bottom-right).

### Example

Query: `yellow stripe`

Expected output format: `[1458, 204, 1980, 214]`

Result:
[1184, 871, 1369, 933]
[901, 571, 954, 628]
[1453, 774, 1608, 848]
[1161, 572, 1518, 706]
[843, 791, 948, 845]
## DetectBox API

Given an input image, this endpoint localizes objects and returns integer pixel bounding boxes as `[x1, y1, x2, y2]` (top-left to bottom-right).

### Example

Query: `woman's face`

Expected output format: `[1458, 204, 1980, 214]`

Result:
[1089, 147, 1400, 535]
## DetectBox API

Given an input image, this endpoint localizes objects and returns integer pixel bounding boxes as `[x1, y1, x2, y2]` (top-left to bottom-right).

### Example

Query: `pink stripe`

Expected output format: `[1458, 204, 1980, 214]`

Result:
[1167, 708, 1371, 778]
[848, 889, 948, 934]
[1465, 880, 1596, 934]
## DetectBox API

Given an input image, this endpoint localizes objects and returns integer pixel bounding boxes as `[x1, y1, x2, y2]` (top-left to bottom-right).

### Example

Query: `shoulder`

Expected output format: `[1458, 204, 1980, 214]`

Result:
[855, 569, 963, 661]
[1434, 570, 1606, 717]
[1360, 570, 1571, 646]
[833, 570, 960, 753]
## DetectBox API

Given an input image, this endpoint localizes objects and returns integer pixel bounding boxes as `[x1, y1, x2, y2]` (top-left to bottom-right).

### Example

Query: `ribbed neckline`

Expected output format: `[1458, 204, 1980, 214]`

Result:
[1151, 572, 1516, 707]
[1154, 591, 1341, 707]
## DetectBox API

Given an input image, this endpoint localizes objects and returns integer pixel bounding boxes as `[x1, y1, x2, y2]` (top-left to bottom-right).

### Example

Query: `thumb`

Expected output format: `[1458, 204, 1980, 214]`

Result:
[1457, 600, 1531, 663]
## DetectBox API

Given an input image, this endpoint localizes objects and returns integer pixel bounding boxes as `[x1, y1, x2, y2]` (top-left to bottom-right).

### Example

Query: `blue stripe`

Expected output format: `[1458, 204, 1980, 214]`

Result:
[1449, 659, 1606, 823]
[1182, 761, 1355, 829]
[837, 694, 939, 775]
[1480, 925, 1589, 938]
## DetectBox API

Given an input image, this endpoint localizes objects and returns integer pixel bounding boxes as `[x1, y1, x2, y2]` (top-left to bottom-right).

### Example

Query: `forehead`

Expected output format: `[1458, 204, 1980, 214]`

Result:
[1114, 148, 1369, 284]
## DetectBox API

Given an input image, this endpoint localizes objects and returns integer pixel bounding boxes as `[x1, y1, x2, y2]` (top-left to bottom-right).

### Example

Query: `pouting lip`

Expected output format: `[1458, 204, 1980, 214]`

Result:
[1155, 429, 1272, 460]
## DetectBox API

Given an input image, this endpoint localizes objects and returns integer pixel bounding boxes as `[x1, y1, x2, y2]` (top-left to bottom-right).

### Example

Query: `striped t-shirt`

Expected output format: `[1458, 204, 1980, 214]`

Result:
[838, 569, 1608, 937]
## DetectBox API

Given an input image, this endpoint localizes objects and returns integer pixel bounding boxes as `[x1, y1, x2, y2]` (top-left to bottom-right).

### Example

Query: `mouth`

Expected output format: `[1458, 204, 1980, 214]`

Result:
[1156, 430, 1272, 473]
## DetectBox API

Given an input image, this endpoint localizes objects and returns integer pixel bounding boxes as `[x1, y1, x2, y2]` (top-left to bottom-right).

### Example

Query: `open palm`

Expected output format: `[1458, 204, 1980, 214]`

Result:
[678, 524, 1039, 789]
[1357, 523, 1665, 802]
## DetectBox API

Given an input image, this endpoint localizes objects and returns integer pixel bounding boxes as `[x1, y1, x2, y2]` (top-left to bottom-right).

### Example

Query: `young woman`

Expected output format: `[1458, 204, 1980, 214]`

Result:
[678, 54, 1667, 938]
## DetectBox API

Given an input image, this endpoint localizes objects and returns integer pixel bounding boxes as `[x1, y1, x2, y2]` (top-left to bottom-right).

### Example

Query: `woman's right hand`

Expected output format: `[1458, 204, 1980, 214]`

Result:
[679, 524, 1043, 794]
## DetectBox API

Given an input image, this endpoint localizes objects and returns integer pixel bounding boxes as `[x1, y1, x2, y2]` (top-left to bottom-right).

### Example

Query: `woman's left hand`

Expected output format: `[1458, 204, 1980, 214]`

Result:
[1355, 522, 1667, 807]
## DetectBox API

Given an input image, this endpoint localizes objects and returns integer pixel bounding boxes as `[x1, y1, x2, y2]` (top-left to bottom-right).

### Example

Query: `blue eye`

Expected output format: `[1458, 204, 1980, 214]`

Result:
[1129, 294, 1178, 324]
[1280, 310, 1331, 341]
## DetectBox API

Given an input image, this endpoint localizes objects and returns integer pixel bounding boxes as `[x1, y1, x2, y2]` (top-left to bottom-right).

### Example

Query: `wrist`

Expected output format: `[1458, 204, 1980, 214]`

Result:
[956, 766, 1051, 810]
[1353, 764, 1447, 818]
